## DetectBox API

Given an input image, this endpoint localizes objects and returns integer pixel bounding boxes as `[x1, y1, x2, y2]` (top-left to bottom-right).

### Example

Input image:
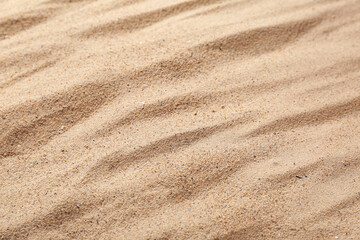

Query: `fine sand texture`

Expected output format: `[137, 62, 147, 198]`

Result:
[1, 0, 360, 239]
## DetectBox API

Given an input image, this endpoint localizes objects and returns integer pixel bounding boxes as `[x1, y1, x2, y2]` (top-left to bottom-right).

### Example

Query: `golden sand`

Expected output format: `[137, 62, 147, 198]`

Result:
[1, 0, 360, 239]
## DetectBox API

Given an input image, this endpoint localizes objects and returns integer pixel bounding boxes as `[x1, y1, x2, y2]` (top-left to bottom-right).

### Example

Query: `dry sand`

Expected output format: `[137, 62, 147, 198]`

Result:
[1, 0, 360, 239]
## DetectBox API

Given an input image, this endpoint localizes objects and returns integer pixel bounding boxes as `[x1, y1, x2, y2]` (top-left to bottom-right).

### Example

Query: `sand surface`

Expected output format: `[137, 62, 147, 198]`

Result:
[1, 0, 360, 239]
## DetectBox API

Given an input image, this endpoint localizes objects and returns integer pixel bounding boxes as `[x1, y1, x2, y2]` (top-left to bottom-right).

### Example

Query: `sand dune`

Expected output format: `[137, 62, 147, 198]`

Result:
[0, 0, 360, 239]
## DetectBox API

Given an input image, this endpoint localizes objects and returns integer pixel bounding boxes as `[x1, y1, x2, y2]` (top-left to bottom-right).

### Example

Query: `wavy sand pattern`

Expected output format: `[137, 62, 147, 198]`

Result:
[0, 0, 360, 239]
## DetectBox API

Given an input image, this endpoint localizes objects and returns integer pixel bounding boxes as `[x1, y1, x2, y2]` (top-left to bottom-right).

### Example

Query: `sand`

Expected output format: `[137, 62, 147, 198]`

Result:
[0, 0, 360, 239]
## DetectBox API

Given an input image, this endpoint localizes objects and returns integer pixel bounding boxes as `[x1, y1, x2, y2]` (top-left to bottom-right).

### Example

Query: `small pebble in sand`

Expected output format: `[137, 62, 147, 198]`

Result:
[1, 116, 6, 120]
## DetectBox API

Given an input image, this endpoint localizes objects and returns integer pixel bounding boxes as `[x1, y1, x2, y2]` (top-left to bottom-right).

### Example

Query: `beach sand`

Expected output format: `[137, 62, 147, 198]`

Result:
[1, 0, 360, 239]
